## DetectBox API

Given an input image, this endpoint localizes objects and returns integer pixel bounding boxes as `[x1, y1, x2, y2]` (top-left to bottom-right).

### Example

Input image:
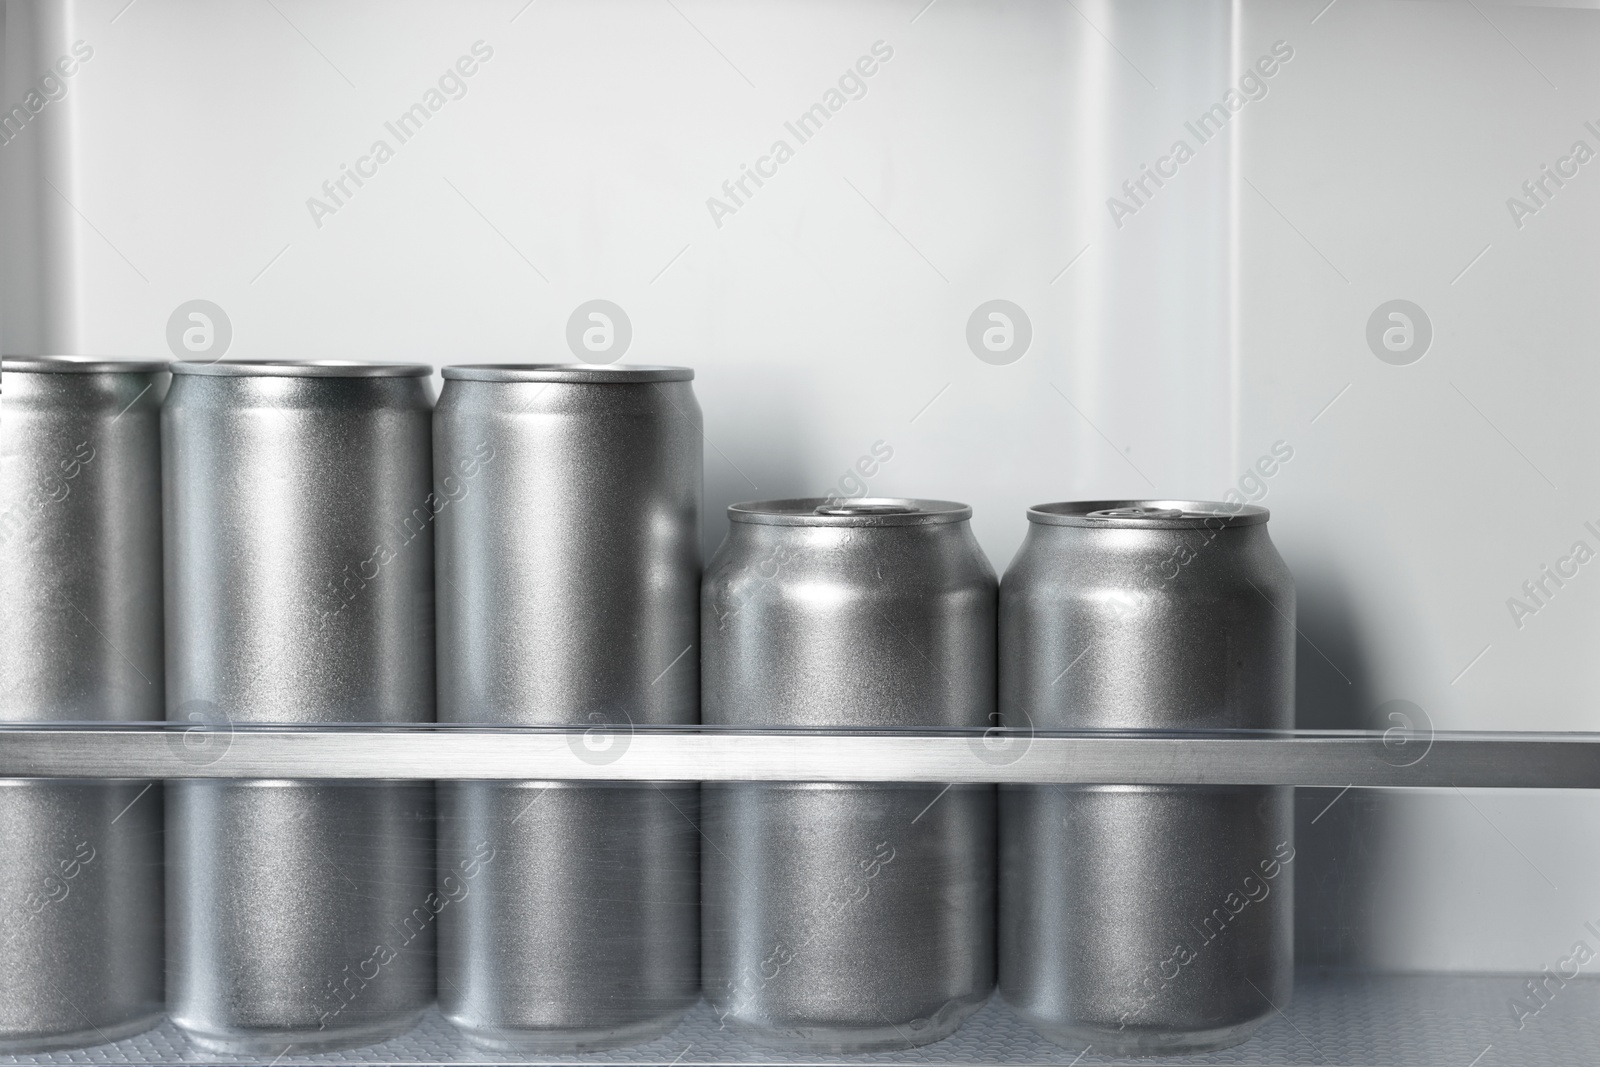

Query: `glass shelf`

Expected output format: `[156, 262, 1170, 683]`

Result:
[0, 725, 1594, 788]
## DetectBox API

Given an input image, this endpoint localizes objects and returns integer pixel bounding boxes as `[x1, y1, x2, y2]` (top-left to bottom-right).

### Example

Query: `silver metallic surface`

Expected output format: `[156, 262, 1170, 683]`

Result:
[162, 360, 436, 1054]
[0, 358, 165, 1051]
[437, 782, 700, 1053]
[0, 781, 163, 1053]
[433, 364, 700, 729]
[999, 500, 1296, 1055]
[1, 358, 166, 721]
[166, 781, 435, 1053]
[434, 364, 702, 1052]
[701, 498, 997, 1052]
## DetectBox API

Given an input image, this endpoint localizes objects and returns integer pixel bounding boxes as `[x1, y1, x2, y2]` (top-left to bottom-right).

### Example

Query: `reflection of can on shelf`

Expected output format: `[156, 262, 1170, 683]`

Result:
[701, 498, 997, 1053]
[434, 365, 702, 1053]
[999, 501, 1295, 1056]
[162, 360, 436, 1054]
[0, 358, 166, 1052]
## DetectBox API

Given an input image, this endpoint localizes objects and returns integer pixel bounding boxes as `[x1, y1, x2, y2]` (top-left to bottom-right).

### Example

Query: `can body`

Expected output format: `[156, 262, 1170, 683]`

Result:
[434, 365, 701, 1052]
[0, 359, 165, 1051]
[701, 499, 997, 1052]
[163, 361, 436, 1054]
[998, 501, 1295, 1055]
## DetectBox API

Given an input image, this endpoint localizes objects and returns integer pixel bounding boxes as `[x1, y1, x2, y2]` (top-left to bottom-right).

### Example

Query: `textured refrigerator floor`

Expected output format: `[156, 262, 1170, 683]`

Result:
[0, 972, 1578, 1067]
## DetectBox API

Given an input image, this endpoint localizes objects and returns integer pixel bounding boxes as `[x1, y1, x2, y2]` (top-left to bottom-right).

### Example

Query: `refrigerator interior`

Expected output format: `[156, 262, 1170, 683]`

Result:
[4, 0, 1600, 1063]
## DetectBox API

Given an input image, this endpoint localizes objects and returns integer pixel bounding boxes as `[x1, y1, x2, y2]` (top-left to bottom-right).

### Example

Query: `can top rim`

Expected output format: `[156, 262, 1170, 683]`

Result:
[2, 356, 170, 374]
[730, 498, 972, 527]
[171, 360, 433, 378]
[443, 364, 694, 383]
[1029, 500, 1270, 528]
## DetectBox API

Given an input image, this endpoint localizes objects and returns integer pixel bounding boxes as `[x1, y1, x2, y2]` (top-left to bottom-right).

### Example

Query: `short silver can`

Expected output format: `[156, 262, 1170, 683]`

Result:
[998, 501, 1296, 1056]
[701, 498, 997, 1053]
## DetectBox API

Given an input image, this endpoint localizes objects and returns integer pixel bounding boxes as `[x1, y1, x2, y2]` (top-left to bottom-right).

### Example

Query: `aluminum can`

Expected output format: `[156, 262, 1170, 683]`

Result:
[434, 364, 701, 1052]
[998, 500, 1295, 1055]
[0, 357, 165, 1051]
[163, 360, 436, 1054]
[701, 498, 997, 1052]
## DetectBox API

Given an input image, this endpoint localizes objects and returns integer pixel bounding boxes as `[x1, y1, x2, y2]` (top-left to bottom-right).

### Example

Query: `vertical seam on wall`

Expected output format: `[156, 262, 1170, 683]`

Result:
[1229, 0, 1244, 482]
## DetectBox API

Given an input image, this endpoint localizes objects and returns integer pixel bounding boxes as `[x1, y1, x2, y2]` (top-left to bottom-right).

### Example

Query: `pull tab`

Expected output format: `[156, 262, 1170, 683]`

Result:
[813, 503, 920, 517]
[1086, 507, 1189, 520]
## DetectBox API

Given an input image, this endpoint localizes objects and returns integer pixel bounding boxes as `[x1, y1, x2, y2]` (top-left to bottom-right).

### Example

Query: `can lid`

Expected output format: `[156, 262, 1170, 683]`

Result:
[729, 498, 972, 527]
[442, 364, 693, 383]
[1028, 499, 1269, 528]
[2, 355, 169, 374]
[170, 359, 433, 378]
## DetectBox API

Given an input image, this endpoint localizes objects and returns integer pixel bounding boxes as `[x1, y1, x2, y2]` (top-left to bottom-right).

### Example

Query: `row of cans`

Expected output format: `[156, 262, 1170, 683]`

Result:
[0, 357, 1295, 1058]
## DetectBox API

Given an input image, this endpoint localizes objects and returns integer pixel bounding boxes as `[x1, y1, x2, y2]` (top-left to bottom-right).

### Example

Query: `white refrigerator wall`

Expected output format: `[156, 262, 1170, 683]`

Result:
[1241, 0, 1600, 973]
[2, 0, 1596, 973]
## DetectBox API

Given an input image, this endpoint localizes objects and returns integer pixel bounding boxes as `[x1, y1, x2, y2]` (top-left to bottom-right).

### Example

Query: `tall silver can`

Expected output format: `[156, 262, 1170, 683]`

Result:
[0, 357, 165, 1052]
[701, 498, 997, 1052]
[998, 501, 1295, 1055]
[163, 360, 436, 1054]
[435, 364, 701, 1053]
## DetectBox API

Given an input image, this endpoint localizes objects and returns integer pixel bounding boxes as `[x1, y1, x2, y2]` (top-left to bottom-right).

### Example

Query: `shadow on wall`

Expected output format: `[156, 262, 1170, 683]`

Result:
[697, 362, 812, 567]
[1292, 565, 1393, 971]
